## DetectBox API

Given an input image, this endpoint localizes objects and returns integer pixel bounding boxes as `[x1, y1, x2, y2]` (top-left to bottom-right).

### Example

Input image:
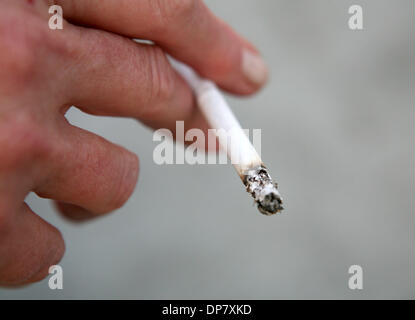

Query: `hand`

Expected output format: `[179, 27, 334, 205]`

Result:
[0, 0, 268, 285]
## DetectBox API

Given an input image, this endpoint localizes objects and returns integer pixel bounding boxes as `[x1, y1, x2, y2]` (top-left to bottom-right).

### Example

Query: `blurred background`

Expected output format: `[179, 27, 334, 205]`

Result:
[1, 0, 414, 299]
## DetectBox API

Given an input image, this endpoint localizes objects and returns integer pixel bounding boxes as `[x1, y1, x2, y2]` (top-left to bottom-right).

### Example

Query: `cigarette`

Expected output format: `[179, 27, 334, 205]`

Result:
[169, 57, 283, 215]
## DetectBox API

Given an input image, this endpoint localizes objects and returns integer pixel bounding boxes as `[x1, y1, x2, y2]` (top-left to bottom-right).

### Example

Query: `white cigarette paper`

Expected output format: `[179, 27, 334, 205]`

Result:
[169, 57, 283, 215]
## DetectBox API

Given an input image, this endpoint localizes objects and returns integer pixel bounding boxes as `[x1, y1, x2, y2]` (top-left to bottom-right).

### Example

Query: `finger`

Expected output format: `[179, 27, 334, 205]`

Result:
[0, 201, 65, 286]
[54, 201, 99, 222]
[0, 114, 64, 285]
[55, 0, 268, 95]
[57, 23, 214, 142]
[34, 120, 139, 217]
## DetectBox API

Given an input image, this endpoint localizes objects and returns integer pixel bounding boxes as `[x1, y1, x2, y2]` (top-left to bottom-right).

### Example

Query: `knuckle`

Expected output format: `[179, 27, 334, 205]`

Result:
[0, 43, 35, 84]
[0, 8, 48, 90]
[0, 113, 51, 172]
[140, 47, 176, 118]
[150, 53, 175, 102]
[0, 41, 35, 90]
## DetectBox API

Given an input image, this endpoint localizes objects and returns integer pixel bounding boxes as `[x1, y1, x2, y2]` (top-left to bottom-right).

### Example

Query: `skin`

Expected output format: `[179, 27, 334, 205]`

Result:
[0, 0, 267, 286]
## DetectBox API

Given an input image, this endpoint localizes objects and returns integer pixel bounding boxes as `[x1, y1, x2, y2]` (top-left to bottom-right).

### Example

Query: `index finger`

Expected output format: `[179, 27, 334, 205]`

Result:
[54, 0, 268, 95]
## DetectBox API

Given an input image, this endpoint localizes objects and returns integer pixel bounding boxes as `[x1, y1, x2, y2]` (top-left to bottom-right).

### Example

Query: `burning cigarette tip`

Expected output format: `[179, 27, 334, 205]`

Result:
[169, 57, 284, 216]
[243, 165, 284, 216]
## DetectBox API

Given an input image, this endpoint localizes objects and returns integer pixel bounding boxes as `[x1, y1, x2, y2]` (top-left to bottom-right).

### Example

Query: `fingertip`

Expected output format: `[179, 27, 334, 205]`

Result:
[27, 234, 65, 284]
[112, 149, 139, 211]
[241, 49, 269, 89]
[193, 30, 269, 95]
[54, 201, 96, 222]
[222, 43, 269, 95]
[52, 149, 139, 222]
[199, 4, 269, 95]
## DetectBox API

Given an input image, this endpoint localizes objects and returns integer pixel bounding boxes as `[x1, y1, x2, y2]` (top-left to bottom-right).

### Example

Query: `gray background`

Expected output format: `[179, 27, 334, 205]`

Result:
[1, 0, 414, 299]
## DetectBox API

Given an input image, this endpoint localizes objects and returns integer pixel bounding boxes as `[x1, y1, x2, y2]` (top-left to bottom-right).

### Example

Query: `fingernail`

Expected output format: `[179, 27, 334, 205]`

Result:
[242, 49, 268, 86]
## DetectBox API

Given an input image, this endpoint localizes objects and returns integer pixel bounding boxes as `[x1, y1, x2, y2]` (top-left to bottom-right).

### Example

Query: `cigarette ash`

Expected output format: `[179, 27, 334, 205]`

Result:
[243, 166, 283, 216]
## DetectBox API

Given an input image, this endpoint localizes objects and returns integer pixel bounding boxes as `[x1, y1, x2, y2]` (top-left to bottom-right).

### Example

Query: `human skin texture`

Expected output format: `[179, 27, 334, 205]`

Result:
[0, 0, 268, 286]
